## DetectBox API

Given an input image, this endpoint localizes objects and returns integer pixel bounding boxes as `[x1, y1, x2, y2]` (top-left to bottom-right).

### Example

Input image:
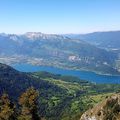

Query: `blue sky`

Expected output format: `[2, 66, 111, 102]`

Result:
[0, 0, 120, 34]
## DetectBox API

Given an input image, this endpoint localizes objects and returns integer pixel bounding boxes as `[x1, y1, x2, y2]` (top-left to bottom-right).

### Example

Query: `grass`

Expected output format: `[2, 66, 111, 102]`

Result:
[43, 78, 82, 94]
[90, 93, 113, 104]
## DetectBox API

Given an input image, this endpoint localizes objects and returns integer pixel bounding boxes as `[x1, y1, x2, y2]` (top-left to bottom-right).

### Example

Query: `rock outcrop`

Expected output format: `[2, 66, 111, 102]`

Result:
[80, 93, 120, 120]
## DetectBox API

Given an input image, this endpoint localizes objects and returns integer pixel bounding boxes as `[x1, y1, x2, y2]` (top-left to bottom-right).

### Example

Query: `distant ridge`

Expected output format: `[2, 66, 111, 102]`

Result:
[0, 31, 120, 75]
[64, 31, 120, 49]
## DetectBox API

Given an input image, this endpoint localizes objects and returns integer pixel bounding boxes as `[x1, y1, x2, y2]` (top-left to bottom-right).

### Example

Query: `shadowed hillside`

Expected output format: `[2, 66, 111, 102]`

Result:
[0, 63, 120, 120]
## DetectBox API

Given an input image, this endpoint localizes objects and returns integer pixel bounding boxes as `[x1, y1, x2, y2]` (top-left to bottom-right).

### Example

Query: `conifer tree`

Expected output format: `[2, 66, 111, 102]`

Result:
[0, 93, 16, 120]
[18, 87, 40, 120]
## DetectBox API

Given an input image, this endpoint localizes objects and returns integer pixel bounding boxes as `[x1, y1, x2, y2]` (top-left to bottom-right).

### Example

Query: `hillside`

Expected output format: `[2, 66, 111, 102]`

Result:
[0, 32, 119, 75]
[80, 93, 120, 120]
[65, 31, 120, 49]
[0, 63, 120, 120]
[64, 31, 120, 73]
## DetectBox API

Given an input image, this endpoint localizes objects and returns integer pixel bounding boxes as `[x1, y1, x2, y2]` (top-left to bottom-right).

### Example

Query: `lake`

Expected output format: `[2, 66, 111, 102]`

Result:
[11, 63, 120, 84]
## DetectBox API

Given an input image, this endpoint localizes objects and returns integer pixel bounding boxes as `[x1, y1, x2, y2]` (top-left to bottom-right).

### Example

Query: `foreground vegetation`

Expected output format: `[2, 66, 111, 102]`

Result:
[0, 63, 120, 120]
[33, 72, 120, 120]
[0, 87, 41, 120]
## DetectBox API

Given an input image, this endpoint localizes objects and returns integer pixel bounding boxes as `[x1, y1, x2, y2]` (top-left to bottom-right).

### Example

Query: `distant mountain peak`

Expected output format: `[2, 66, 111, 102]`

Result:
[0, 33, 8, 37]
[24, 32, 67, 40]
[24, 32, 44, 39]
[9, 35, 19, 41]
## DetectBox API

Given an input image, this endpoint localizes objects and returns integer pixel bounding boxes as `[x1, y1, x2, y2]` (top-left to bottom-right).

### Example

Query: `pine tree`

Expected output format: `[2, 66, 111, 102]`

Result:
[18, 87, 40, 120]
[0, 93, 16, 120]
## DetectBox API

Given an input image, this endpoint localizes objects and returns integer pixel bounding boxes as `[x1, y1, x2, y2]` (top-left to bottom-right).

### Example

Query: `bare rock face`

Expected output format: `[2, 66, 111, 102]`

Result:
[80, 93, 120, 120]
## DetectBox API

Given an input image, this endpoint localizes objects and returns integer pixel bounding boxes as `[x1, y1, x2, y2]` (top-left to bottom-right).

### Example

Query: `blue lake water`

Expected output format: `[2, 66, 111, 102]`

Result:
[11, 63, 120, 84]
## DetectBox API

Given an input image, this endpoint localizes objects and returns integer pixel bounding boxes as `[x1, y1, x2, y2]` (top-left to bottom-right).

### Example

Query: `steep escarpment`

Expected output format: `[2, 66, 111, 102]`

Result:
[80, 93, 120, 120]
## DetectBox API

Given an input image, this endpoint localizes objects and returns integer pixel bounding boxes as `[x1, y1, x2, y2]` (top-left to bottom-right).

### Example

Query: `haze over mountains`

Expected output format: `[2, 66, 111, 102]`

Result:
[0, 31, 120, 75]
[64, 31, 120, 49]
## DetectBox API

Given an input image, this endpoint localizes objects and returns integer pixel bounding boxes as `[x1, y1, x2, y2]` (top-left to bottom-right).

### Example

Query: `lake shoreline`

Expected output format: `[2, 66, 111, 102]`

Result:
[27, 63, 120, 77]
[11, 63, 120, 84]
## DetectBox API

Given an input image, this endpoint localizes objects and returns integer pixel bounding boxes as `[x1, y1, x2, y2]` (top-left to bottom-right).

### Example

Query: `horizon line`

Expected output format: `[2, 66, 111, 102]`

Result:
[0, 30, 120, 35]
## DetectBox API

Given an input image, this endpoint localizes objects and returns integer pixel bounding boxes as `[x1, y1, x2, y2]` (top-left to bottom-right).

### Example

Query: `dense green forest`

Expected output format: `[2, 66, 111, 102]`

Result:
[0, 63, 120, 120]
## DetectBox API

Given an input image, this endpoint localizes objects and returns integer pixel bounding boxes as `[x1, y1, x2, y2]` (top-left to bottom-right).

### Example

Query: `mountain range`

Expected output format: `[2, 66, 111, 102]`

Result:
[0, 31, 120, 75]
[64, 31, 120, 49]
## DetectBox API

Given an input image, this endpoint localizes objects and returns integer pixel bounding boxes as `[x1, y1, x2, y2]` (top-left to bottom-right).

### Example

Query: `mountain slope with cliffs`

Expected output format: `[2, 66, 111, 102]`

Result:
[80, 93, 120, 120]
[0, 32, 119, 75]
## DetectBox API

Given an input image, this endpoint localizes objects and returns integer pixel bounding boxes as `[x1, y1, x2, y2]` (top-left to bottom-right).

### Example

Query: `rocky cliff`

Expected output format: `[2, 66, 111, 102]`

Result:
[80, 93, 120, 120]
